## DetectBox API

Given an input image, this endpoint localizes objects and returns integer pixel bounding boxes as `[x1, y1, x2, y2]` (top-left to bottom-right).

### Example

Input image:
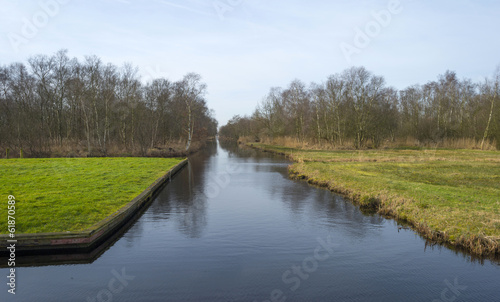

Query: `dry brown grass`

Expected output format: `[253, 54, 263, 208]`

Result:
[245, 136, 356, 150]
[241, 136, 498, 151]
[0, 138, 206, 158]
[386, 137, 497, 150]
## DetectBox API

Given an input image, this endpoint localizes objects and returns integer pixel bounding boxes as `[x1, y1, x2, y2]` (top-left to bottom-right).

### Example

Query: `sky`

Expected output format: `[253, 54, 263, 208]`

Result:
[1, 0, 499, 126]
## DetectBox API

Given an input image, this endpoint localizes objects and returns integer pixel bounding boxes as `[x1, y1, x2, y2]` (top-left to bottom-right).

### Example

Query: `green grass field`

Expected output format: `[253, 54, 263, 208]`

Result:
[0, 157, 184, 234]
[250, 143, 500, 256]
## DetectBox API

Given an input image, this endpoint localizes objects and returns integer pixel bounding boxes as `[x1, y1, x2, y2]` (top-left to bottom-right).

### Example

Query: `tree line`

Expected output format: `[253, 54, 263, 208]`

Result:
[220, 66, 500, 150]
[0, 49, 218, 157]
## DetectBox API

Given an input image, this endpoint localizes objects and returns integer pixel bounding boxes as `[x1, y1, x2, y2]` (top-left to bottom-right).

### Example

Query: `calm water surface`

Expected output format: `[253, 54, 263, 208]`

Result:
[1, 142, 499, 301]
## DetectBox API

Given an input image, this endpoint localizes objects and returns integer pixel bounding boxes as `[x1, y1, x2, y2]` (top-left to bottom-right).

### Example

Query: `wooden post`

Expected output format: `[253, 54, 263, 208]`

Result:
[6, 148, 9, 159]
[20, 148, 23, 158]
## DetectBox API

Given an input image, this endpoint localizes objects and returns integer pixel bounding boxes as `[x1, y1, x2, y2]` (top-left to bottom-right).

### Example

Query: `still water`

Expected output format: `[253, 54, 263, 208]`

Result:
[1, 141, 499, 301]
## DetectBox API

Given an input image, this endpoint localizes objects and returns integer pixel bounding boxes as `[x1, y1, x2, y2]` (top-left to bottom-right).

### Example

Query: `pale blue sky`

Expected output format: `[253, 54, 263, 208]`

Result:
[1, 0, 499, 125]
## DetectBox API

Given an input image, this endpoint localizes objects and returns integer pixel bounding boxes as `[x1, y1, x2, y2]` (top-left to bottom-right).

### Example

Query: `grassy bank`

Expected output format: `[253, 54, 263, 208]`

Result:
[0, 157, 184, 234]
[248, 143, 500, 257]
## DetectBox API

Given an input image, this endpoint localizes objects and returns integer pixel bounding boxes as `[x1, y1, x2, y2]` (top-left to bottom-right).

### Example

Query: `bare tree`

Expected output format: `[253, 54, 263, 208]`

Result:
[481, 66, 500, 149]
[325, 74, 347, 144]
[174, 73, 207, 151]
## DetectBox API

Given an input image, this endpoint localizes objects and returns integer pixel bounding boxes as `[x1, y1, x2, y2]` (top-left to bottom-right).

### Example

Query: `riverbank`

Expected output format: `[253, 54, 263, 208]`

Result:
[0, 157, 185, 235]
[247, 143, 500, 257]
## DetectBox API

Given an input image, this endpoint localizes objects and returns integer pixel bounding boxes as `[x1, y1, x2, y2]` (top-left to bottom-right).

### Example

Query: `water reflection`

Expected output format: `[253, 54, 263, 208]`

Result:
[148, 142, 218, 238]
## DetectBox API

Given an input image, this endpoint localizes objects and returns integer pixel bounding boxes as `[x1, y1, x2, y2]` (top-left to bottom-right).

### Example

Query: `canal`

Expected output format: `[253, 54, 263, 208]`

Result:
[1, 141, 499, 301]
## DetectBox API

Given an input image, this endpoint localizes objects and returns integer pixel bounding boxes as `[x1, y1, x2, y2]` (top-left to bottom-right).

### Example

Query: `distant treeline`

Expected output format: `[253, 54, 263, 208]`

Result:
[0, 50, 218, 157]
[220, 66, 500, 149]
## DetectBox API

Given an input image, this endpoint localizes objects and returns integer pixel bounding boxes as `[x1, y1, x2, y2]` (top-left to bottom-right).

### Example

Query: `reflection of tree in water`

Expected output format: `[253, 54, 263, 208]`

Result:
[275, 178, 386, 239]
[219, 140, 285, 161]
[177, 194, 207, 238]
[219, 140, 386, 239]
[148, 142, 218, 238]
[165, 139, 387, 240]
[218, 140, 240, 156]
[176, 160, 208, 238]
